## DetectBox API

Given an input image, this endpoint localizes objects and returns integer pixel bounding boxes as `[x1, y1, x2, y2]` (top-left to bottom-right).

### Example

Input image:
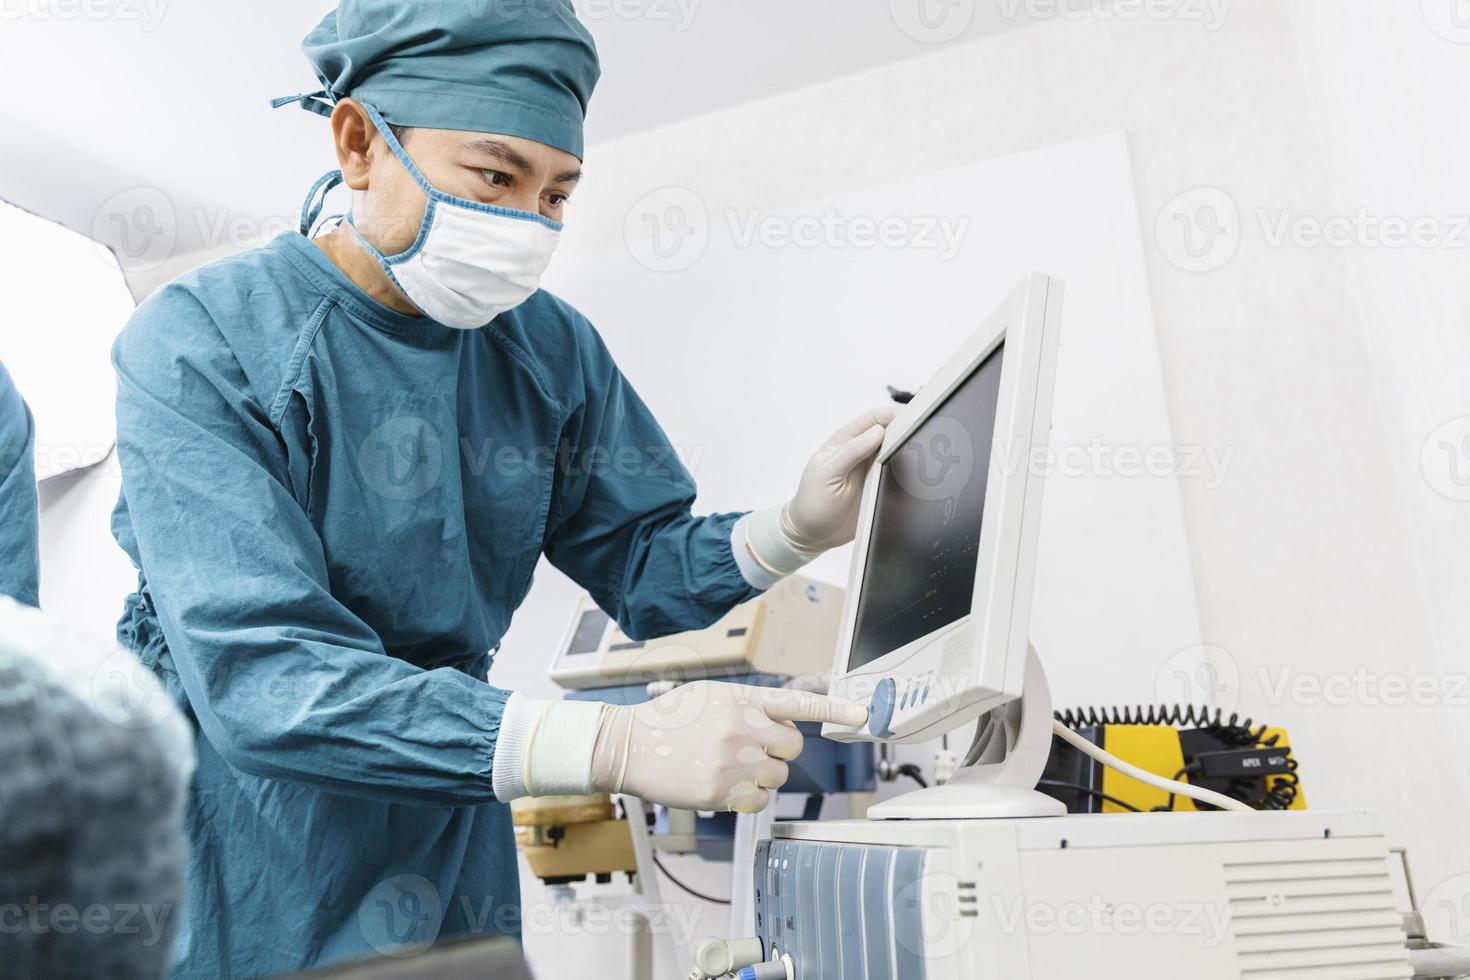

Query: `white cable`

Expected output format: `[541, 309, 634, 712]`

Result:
[1051, 720, 1253, 813]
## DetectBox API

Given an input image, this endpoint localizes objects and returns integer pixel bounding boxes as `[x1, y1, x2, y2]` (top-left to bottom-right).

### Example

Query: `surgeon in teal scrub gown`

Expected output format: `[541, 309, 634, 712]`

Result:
[0, 359, 40, 607]
[111, 2, 887, 976]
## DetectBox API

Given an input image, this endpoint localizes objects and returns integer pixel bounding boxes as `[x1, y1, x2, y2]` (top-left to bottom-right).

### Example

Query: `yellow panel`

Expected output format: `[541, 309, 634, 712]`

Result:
[1096, 725, 1305, 813]
[1097, 725, 1186, 813]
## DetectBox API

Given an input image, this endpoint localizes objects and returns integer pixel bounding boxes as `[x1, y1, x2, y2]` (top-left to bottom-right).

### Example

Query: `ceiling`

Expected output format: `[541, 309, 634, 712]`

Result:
[0, 1, 1048, 267]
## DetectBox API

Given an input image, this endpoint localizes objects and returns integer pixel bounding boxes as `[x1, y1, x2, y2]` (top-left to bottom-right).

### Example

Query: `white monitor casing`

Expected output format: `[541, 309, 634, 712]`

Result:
[822, 273, 1064, 747]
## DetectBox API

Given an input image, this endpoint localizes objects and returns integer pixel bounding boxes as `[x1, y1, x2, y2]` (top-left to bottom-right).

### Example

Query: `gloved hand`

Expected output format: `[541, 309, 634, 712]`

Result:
[589, 682, 868, 813]
[742, 406, 899, 576]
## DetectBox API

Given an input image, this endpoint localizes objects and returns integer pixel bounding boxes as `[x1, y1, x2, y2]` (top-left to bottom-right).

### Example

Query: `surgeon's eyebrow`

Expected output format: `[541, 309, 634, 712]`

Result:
[466, 137, 582, 184]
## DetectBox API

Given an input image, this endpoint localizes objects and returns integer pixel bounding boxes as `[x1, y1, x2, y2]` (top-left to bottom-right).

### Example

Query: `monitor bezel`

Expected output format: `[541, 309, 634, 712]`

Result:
[822, 273, 1063, 744]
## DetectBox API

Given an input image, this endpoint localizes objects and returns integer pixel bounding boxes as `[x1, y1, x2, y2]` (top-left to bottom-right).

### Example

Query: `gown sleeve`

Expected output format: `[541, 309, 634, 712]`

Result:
[113, 286, 509, 807]
[541, 324, 762, 641]
[0, 360, 40, 608]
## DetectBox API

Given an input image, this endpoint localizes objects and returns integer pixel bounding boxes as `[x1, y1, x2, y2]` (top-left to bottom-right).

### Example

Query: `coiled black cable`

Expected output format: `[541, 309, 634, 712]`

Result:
[1053, 704, 1300, 812]
[1055, 704, 1256, 731]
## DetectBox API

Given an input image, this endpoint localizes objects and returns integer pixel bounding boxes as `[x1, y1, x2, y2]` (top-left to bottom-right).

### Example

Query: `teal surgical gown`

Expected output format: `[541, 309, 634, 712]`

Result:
[0, 359, 39, 607]
[110, 232, 759, 978]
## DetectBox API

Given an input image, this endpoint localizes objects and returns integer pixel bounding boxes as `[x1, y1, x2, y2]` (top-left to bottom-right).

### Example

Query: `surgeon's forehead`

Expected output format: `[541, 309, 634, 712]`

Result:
[409, 127, 582, 180]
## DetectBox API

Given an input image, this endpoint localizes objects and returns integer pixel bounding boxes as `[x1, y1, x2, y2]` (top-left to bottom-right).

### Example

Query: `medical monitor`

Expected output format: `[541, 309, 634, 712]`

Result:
[823, 274, 1063, 745]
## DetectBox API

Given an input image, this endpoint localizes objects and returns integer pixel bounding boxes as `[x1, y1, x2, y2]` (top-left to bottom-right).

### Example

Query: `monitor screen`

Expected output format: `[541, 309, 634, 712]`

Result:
[846, 342, 1005, 671]
[566, 608, 610, 655]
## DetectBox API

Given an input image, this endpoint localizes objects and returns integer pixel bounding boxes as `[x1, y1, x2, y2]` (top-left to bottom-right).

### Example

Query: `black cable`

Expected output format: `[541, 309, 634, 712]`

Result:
[897, 763, 928, 788]
[1057, 704, 1302, 812]
[652, 853, 731, 905]
[1257, 758, 1301, 811]
[1151, 765, 1200, 812]
[1055, 704, 1258, 730]
[1037, 779, 1141, 813]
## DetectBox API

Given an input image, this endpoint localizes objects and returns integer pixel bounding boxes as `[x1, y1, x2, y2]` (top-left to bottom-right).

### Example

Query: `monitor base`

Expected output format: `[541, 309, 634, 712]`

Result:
[868, 644, 1060, 820]
[867, 782, 1065, 820]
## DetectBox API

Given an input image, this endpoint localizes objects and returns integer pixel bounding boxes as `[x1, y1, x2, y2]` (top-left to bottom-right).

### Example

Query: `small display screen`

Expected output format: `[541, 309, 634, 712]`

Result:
[565, 608, 610, 656]
[847, 343, 1005, 671]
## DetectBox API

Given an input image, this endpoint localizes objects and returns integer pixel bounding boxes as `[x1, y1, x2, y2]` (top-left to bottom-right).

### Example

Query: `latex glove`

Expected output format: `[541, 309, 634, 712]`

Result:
[590, 682, 869, 813]
[744, 405, 899, 576]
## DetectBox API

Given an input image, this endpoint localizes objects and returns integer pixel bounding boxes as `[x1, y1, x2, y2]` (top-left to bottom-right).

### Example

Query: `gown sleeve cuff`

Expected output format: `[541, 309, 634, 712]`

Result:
[492, 694, 604, 801]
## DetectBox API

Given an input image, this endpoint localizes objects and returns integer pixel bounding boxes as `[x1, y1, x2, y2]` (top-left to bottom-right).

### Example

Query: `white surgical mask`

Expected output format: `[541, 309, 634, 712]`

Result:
[301, 103, 563, 330]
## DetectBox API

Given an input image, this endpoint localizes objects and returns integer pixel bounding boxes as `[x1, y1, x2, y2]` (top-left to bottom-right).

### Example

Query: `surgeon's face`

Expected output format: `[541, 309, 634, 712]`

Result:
[331, 98, 582, 256]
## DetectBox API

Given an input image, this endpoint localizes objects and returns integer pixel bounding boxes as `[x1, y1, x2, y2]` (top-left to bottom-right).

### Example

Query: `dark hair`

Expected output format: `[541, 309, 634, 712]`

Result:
[389, 124, 413, 146]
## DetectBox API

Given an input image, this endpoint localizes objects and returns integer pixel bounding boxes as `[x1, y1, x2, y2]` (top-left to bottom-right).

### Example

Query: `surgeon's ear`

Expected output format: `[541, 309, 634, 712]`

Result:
[330, 98, 377, 191]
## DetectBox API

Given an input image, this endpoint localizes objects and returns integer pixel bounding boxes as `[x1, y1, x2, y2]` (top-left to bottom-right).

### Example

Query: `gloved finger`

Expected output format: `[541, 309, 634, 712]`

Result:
[762, 719, 804, 761]
[728, 785, 771, 814]
[762, 689, 869, 727]
[752, 758, 790, 790]
[825, 405, 899, 447]
[822, 423, 886, 477]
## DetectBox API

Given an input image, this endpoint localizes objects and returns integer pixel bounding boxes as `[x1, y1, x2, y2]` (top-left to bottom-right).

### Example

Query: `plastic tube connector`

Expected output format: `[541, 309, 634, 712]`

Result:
[737, 955, 793, 980]
[690, 937, 765, 979]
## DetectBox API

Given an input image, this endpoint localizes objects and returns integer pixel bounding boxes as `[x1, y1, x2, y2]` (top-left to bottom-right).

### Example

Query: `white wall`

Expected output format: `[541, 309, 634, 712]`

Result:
[31, 0, 1470, 971]
[506, 127, 1206, 976]
[497, 0, 1470, 960]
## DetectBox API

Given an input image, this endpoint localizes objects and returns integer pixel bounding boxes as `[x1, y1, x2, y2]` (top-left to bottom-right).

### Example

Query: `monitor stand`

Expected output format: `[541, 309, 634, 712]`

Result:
[865, 643, 1066, 820]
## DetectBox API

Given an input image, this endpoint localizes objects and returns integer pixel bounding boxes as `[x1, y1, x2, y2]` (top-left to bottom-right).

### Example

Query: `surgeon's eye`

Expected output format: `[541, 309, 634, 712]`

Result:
[547, 193, 568, 207]
[480, 169, 512, 189]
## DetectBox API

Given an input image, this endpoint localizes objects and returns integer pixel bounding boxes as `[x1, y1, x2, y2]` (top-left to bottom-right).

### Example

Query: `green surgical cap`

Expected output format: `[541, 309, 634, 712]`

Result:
[291, 0, 600, 159]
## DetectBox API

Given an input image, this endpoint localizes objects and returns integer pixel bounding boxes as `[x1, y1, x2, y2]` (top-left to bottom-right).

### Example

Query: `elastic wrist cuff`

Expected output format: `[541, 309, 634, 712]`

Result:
[731, 514, 783, 591]
[492, 692, 541, 802]
[523, 699, 604, 797]
[745, 505, 821, 577]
